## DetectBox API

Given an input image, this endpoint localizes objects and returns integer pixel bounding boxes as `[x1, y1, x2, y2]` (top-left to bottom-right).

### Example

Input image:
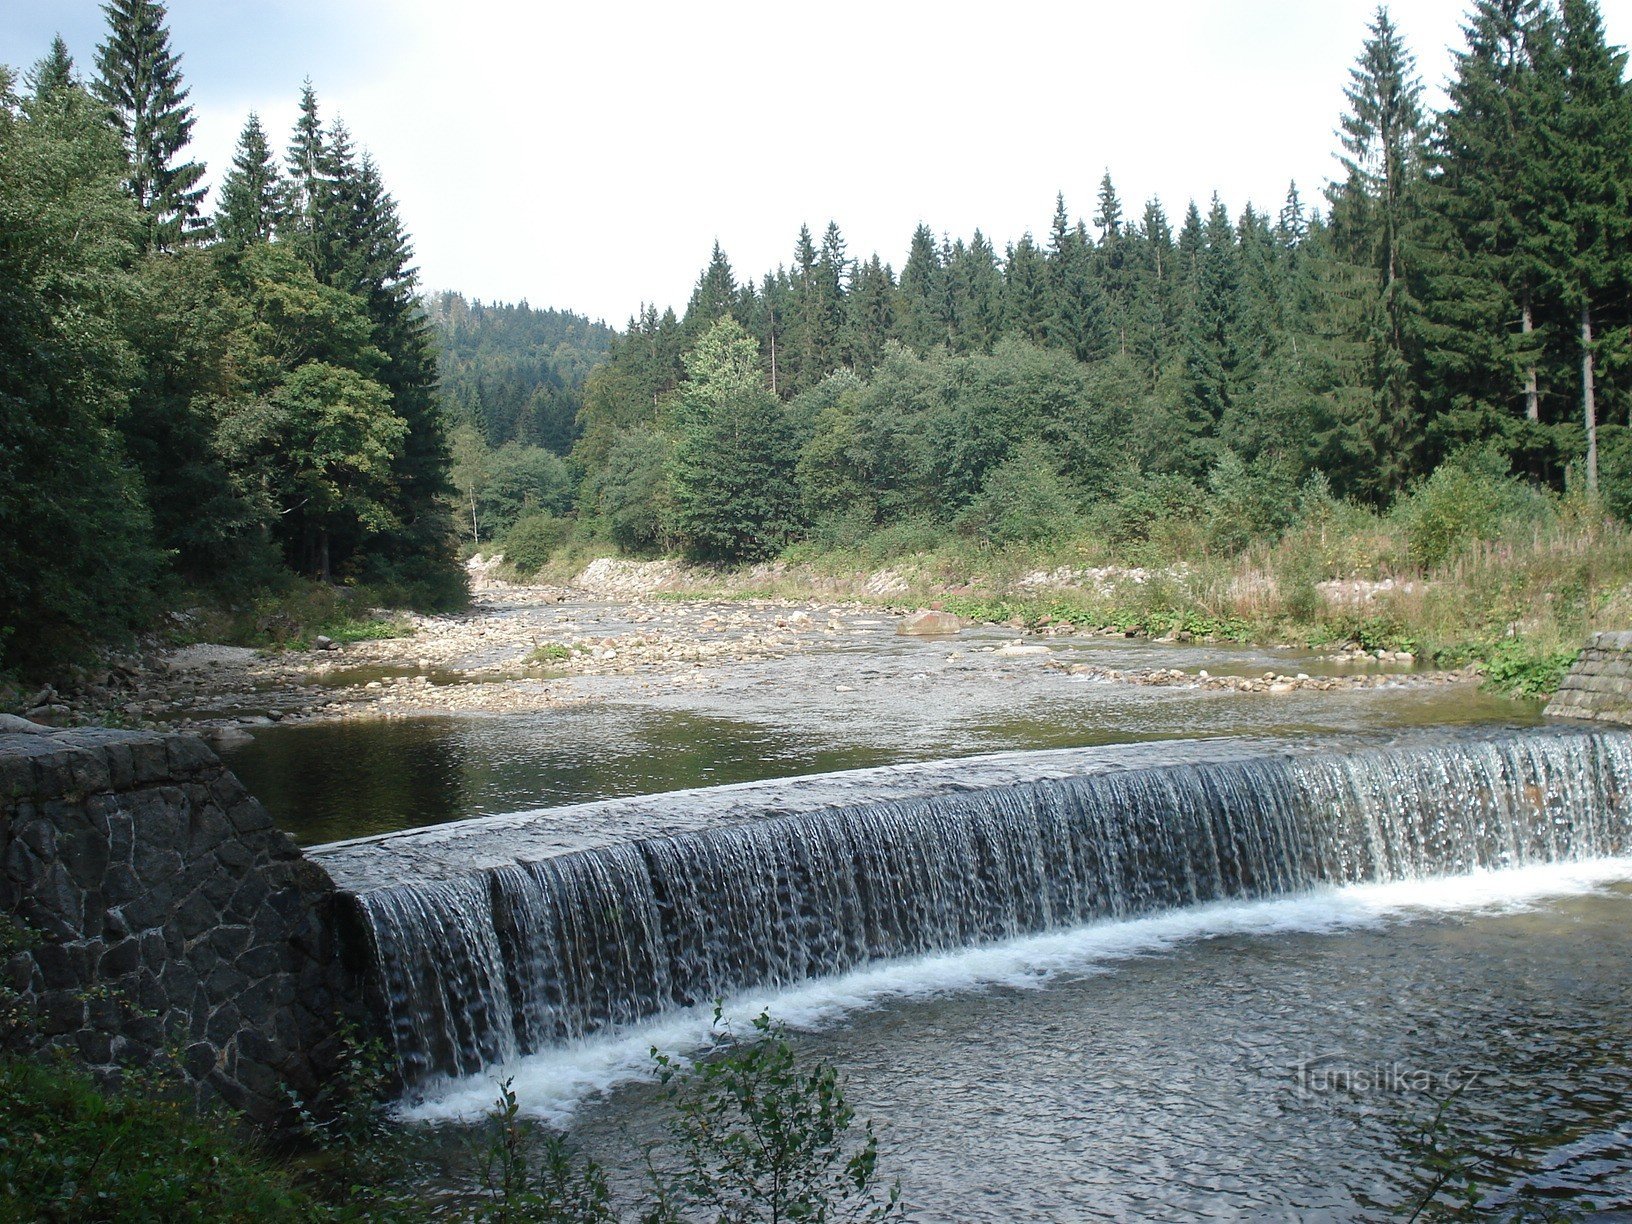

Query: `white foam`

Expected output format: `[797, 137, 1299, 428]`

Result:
[397, 857, 1632, 1126]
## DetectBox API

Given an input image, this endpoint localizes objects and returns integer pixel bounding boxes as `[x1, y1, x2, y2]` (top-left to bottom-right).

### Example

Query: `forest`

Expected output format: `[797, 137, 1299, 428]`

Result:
[0, 1, 460, 673]
[5, 0, 1632, 684]
[530, 1, 1632, 569]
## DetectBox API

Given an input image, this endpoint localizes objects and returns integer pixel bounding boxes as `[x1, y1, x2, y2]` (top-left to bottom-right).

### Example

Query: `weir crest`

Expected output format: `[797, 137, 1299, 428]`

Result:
[307, 726, 1632, 1087]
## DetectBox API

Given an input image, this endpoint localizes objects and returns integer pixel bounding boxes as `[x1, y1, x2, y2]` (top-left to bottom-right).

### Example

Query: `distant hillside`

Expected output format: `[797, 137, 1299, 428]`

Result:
[425, 292, 616, 455]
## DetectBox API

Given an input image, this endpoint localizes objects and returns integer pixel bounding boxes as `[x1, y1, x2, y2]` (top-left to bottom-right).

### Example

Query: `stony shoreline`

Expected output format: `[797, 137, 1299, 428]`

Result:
[8, 561, 1482, 746]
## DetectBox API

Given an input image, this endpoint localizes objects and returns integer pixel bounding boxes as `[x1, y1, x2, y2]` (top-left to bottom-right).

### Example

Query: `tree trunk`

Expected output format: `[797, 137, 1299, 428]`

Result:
[1522, 289, 1539, 423]
[1582, 304, 1598, 493]
[319, 528, 332, 583]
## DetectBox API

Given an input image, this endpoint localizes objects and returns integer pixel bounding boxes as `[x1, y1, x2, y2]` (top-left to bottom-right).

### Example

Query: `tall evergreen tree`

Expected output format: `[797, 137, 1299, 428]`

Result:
[1327, 6, 1430, 496]
[1547, 0, 1632, 491]
[282, 80, 327, 268]
[685, 241, 738, 332]
[896, 224, 946, 350]
[93, 0, 206, 249]
[26, 35, 76, 101]
[215, 112, 280, 249]
[1002, 232, 1049, 344]
[1421, 0, 1555, 471]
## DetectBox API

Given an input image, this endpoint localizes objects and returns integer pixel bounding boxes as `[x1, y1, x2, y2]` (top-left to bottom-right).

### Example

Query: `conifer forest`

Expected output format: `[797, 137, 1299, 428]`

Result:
[4, 0, 1632, 674]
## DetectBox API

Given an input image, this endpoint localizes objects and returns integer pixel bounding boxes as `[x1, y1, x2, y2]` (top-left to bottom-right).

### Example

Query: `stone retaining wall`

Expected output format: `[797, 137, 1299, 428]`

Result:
[1545, 631, 1632, 725]
[0, 722, 364, 1124]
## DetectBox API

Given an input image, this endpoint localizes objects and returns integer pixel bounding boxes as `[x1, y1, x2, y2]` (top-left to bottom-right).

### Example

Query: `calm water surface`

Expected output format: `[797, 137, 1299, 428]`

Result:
[226, 628, 1539, 844]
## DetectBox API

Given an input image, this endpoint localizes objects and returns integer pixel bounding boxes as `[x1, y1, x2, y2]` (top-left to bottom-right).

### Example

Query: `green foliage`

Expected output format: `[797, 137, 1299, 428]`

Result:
[468, 1079, 615, 1223]
[668, 320, 799, 563]
[646, 1009, 903, 1224]
[1475, 638, 1580, 699]
[957, 440, 1080, 547]
[0, 1057, 311, 1222]
[502, 512, 574, 576]
[591, 426, 674, 555]
[0, 69, 161, 670]
[1393, 451, 1554, 568]
[525, 642, 574, 663]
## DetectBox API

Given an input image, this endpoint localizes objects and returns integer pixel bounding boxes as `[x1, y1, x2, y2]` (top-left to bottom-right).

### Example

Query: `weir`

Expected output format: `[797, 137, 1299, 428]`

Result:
[309, 726, 1632, 1086]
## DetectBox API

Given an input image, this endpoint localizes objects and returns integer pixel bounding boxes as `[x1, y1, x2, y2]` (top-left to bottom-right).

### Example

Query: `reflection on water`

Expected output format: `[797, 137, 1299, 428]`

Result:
[226, 673, 1544, 846]
[224, 711, 903, 845]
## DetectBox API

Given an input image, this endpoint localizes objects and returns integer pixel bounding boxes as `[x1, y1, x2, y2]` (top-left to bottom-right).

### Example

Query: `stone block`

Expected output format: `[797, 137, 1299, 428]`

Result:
[99, 936, 140, 979]
[130, 739, 171, 784]
[165, 736, 218, 776]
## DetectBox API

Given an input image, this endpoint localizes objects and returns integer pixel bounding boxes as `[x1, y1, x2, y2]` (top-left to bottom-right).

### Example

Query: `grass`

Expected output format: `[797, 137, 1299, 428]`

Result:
[524, 641, 576, 663]
[556, 495, 1632, 699]
[170, 580, 421, 653]
[0, 1056, 314, 1222]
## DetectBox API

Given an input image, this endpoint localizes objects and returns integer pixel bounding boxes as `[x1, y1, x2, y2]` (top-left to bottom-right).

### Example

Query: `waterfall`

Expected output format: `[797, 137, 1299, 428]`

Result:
[315, 727, 1632, 1085]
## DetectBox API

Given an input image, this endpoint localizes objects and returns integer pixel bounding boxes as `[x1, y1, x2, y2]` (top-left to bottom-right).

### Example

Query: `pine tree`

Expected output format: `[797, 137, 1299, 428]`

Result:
[1044, 194, 1111, 363]
[897, 224, 946, 350]
[685, 241, 738, 332]
[1327, 5, 1430, 496]
[215, 112, 280, 249]
[93, 0, 207, 249]
[841, 255, 896, 373]
[1546, 0, 1632, 492]
[26, 35, 76, 101]
[282, 81, 327, 269]
[1002, 233, 1049, 344]
[1421, 0, 1555, 471]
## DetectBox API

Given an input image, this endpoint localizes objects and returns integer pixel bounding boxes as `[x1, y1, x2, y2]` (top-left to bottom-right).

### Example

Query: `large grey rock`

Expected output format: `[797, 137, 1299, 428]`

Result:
[897, 609, 962, 636]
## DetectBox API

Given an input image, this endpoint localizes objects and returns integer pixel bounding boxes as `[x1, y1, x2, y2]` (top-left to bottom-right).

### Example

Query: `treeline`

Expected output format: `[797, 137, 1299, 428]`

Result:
[0, 1, 459, 671]
[427, 292, 614, 454]
[542, 0, 1631, 565]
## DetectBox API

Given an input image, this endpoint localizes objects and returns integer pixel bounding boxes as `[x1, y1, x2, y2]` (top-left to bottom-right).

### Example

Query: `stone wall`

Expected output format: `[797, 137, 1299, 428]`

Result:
[0, 721, 364, 1124]
[1546, 631, 1632, 725]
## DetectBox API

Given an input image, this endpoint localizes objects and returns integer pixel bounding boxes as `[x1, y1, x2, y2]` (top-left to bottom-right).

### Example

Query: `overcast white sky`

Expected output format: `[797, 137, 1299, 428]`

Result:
[6, 1, 1631, 324]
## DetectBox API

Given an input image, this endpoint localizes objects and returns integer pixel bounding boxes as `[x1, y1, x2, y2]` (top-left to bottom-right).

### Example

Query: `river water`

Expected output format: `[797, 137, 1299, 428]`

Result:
[220, 625, 1632, 1217]
[408, 864, 1632, 1220]
[224, 627, 1534, 844]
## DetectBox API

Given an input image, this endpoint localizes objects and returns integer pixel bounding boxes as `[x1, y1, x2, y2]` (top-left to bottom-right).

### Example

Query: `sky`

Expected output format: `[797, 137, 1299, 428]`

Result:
[5, 1, 1632, 325]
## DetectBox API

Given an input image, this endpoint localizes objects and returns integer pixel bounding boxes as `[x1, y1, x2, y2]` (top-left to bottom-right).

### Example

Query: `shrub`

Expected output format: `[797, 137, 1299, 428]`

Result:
[502, 512, 574, 577]
[957, 440, 1080, 547]
[1394, 452, 1555, 569]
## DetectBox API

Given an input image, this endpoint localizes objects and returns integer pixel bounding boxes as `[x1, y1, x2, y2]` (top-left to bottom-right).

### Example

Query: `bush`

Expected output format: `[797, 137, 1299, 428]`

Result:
[957, 440, 1080, 547]
[0, 1058, 311, 1222]
[501, 512, 574, 577]
[1394, 452, 1555, 569]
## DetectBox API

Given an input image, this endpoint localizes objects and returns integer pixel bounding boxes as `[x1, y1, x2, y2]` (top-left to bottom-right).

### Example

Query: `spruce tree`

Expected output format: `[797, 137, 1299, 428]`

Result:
[1327, 5, 1430, 496]
[1002, 233, 1049, 344]
[93, 0, 206, 249]
[282, 81, 327, 269]
[685, 241, 738, 332]
[1421, 0, 1554, 469]
[26, 35, 75, 101]
[897, 224, 946, 350]
[1547, 0, 1632, 492]
[215, 112, 280, 249]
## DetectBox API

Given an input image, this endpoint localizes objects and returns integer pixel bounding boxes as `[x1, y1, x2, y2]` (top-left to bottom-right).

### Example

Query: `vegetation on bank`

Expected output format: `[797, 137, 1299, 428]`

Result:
[0, 1008, 900, 1223]
[1, 3, 463, 681]
[434, 1, 1632, 700]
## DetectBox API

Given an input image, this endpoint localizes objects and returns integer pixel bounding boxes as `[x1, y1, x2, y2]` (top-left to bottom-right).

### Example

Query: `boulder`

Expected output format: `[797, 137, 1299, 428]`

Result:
[897, 610, 962, 637]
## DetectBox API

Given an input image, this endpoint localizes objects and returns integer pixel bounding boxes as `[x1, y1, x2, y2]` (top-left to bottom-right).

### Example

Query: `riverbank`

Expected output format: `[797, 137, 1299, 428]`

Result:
[0, 555, 1495, 746]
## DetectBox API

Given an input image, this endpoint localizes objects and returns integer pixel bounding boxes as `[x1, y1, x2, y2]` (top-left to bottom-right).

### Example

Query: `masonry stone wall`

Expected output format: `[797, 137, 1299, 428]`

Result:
[0, 722, 365, 1124]
[1546, 631, 1632, 725]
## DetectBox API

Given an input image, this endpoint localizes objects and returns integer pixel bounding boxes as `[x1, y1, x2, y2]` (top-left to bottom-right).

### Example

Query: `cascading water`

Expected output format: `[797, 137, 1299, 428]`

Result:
[310, 727, 1632, 1086]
